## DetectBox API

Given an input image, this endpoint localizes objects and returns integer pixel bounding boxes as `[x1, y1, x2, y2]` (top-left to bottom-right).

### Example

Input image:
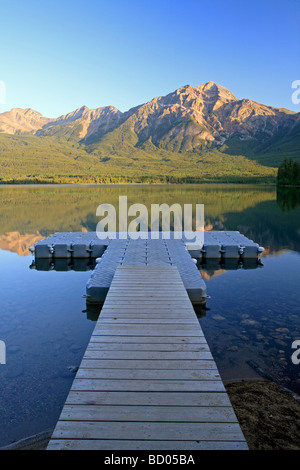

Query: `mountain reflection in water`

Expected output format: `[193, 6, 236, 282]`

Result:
[0, 183, 299, 447]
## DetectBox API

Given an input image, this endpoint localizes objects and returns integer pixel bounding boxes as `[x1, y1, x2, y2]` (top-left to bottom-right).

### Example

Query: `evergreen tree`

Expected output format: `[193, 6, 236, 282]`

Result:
[277, 157, 300, 186]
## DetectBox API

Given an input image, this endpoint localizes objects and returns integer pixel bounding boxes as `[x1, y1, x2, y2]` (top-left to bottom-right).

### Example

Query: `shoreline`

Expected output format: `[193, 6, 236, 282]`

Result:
[0, 181, 277, 187]
[0, 429, 53, 451]
[1, 378, 299, 451]
[225, 379, 300, 450]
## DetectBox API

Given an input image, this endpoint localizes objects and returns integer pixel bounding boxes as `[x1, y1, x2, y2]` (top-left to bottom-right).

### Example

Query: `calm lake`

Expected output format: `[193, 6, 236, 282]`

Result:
[0, 184, 299, 447]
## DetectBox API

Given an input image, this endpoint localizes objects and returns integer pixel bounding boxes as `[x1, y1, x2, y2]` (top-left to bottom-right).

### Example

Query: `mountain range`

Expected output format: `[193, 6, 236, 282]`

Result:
[0, 82, 299, 183]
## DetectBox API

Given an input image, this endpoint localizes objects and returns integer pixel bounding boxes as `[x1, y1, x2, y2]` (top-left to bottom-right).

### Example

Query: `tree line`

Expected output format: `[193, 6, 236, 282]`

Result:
[277, 157, 300, 186]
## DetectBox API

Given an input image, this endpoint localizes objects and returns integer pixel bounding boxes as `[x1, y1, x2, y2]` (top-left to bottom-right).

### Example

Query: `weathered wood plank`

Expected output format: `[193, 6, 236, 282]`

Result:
[99, 317, 199, 323]
[105, 293, 190, 299]
[100, 312, 197, 318]
[103, 301, 193, 304]
[50, 421, 245, 442]
[97, 318, 200, 324]
[47, 439, 249, 451]
[78, 359, 217, 370]
[59, 404, 237, 423]
[99, 311, 197, 317]
[100, 308, 196, 314]
[107, 286, 185, 290]
[75, 368, 220, 381]
[87, 341, 209, 350]
[104, 293, 193, 298]
[103, 288, 185, 292]
[65, 390, 232, 406]
[92, 325, 203, 336]
[70, 378, 225, 392]
[89, 335, 205, 343]
[83, 349, 214, 360]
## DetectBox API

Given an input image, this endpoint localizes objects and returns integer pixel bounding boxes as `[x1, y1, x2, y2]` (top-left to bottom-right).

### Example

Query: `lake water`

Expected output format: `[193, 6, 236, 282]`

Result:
[0, 184, 299, 447]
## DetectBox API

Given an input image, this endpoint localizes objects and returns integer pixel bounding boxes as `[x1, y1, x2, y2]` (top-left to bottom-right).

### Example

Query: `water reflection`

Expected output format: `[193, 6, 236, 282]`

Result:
[0, 184, 299, 257]
[30, 255, 263, 273]
[29, 255, 265, 325]
[83, 303, 103, 322]
[198, 258, 264, 272]
[276, 187, 300, 213]
[30, 257, 97, 272]
[199, 251, 300, 394]
[0, 184, 299, 447]
[0, 251, 96, 447]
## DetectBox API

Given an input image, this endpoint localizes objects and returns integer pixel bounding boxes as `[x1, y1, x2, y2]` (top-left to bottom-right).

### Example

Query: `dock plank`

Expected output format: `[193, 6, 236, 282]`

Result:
[69, 378, 225, 392]
[47, 439, 248, 451]
[50, 420, 246, 442]
[59, 404, 238, 423]
[78, 359, 218, 370]
[87, 341, 209, 350]
[75, 368, 220, 380]
[65, 391, 233, 407]
[82, 349, 214, 360]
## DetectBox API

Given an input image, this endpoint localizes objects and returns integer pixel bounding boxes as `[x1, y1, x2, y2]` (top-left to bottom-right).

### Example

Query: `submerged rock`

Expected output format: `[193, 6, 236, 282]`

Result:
[212, 314, 226, 321]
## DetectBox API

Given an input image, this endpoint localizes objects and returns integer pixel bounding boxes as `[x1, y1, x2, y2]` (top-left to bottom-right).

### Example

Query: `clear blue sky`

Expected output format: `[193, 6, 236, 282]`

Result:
[0, 0, 299, 117]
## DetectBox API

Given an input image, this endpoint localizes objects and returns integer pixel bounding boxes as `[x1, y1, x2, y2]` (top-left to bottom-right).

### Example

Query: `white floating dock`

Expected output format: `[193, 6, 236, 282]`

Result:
[86, 238, 207, 304]
[31, 231, 264, 260]
[31, 231, 264, 305]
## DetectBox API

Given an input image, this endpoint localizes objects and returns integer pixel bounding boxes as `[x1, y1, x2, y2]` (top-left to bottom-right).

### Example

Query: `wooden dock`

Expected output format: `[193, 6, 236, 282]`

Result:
[47, 265, 248, 450]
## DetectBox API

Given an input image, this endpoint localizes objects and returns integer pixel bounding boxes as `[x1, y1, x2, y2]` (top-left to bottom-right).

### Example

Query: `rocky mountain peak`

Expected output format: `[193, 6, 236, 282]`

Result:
[0, 83, 298, 152]
[0, 107, 50, 134]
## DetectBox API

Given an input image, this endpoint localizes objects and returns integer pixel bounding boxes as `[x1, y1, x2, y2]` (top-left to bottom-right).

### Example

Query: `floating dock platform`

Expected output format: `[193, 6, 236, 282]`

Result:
[32, 230, 264, 260]
[86, 238, 207, 305]
[31, 231, 264, 305]
[31, 230, 263, 450]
